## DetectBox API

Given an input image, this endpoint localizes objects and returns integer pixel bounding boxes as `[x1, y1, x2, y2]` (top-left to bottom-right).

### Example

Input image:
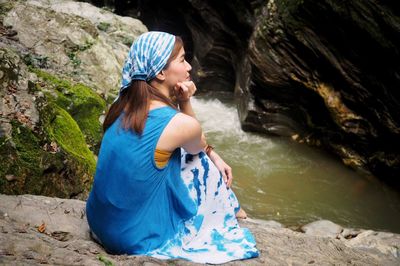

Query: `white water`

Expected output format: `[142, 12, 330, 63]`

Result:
[191, 95, 400, 233]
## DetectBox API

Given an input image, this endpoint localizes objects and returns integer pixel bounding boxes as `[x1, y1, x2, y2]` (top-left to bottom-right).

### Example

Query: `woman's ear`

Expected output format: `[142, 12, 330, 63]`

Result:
[156, 70, 166, 81]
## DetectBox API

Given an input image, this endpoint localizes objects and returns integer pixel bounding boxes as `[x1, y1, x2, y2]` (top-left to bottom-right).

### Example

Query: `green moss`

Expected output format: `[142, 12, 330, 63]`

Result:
[0, 109, 95, 197]
[0, 49, 97, 198]
[67, 52, 82, 67]
[98, 254, 114, 266]
[46, 104, 96, 174]
[97, 22, 111, 32]
[66, 40, 94, 68]
[0, 2, 14, 21]
[31, 68, 106, 153]
[0, 121, 44, 195]
[122, 36, 133, 47]
[22, 53, 49, 68]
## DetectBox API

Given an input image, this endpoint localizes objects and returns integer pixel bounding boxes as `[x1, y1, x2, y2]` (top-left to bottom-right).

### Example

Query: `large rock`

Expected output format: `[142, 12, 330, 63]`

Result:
[0, 194, 399, 265]
[240, 0, 400, 186]
[0, 0, 147, 197]
[301, 219, 343, 238]
[3, 0, 147, 98]
[0, 47, 96, 198]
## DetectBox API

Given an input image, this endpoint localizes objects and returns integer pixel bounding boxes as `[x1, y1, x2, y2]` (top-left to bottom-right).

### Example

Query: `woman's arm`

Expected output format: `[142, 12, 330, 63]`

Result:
[175, 81, 233, 187]
[175, 82, 207, 146]
[208, 150, 233, 188]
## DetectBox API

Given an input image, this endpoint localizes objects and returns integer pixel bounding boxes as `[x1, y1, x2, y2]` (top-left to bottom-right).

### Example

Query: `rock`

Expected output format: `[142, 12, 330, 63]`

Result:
[301, 220, 343, 238]
[339, 228, 365, 240]
[0, 47, 97, 198]
[344, 230, 400, 258]
[3, 0, 147, 97]
[242, 0, 400, 185]
[1, 194, 399, 265]
[32, 68, 107, 154]
[246, 218, 284, 229]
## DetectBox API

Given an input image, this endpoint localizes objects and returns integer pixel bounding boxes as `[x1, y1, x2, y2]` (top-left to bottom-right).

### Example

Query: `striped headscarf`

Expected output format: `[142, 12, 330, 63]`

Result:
[120, 31, 176, 94]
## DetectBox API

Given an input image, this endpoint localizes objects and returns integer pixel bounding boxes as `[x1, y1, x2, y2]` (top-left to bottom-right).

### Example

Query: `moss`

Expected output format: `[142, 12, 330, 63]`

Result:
[97, 22, 111, 32]
[0, 49, 96, 198]
[36, 98, 96, 197]
[0, 48, 20, 83]
[0, 121, 45, 195]
[122, 36, 133, 47]
[66, 40, 94, 68]
[98, 254, 114, 266]
[0, 2, 14, 21]
[22, 53, 49, 69]
[67, 52, 82, 67]
[46, 104, 96, 174]
[32, 68, 106, 153]
[0, 108, 95, 197]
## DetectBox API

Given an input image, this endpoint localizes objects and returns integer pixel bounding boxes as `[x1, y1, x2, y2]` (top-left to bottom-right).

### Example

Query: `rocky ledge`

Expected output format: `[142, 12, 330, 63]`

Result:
[0, 194, 399, 265]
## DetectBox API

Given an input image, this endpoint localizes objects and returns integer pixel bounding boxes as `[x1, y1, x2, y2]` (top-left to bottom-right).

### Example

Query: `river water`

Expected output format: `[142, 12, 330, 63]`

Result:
[191, 93, 400, 233]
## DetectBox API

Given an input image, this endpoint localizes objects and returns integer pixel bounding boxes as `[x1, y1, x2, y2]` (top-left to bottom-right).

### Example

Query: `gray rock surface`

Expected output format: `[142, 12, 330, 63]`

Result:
[301, 219, 343, 238]
[1, 194, 399, 265]
[3, 0, 147, 98]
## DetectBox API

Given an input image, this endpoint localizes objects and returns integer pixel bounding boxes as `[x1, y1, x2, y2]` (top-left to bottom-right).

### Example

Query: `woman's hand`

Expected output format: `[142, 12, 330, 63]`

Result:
[208, 150, 233, 188]
[174, 81, 197, 103]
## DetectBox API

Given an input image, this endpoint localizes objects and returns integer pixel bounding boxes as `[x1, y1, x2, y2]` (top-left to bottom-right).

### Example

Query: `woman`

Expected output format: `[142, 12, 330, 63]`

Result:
[86, 31, 259, 264]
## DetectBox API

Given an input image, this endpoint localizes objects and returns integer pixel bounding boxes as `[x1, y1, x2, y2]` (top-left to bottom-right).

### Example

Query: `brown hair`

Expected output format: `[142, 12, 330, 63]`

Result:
[103, 36, 183, 134]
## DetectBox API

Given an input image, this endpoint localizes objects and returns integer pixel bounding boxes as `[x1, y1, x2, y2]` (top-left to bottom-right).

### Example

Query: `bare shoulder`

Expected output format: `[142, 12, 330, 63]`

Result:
[170, 112, 200, 128]
[157, 112, 202, 151]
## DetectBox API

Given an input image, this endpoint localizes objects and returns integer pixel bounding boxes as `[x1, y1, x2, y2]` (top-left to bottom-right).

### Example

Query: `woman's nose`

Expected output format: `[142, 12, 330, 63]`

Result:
[185, 60, 192, 71]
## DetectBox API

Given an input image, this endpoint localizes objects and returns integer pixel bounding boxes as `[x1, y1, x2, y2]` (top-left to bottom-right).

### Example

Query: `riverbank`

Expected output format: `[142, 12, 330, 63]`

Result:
[0, 194, 398, 265]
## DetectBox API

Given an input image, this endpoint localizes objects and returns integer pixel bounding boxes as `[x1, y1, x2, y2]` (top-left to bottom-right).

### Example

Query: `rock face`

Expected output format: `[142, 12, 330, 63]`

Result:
[0, 47, 96, 198]
[3, 0, 147, 98]
[96, 0, 400, 187]
[242, 0, 400, 186]
[1, 194, 399, 265]
[0, 0, 146, 197]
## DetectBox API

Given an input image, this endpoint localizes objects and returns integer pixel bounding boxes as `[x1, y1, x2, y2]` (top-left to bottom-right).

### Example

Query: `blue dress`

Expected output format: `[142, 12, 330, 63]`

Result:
[86, 106, 259, 264]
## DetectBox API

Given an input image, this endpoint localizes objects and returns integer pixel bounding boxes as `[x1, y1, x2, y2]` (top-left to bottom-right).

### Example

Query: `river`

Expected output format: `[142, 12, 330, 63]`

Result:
[191, 93, 400, 233]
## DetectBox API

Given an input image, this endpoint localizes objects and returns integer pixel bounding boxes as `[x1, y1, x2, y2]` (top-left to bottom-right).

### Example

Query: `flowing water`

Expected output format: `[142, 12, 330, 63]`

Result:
[191, 93, 400, 233]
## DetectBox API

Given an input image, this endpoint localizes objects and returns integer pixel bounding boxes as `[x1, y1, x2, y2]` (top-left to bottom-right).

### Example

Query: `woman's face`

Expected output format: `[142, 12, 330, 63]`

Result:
[163, 47, 192, 87]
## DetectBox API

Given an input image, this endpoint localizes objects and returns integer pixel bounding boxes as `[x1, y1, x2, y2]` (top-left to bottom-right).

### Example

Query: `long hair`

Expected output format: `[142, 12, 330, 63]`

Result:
[103, 36, 183, 134]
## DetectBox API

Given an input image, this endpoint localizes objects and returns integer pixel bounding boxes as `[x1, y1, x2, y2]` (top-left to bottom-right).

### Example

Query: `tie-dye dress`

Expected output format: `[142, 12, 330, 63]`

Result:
[86, 106, 259, 264]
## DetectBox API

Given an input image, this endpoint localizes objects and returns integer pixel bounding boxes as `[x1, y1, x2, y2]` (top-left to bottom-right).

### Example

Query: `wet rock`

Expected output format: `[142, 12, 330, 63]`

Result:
[1, 194, 399, 265]
[301, 220, 343, 238]
[339, 228, 364, 240]
[242, 0, 400, 186]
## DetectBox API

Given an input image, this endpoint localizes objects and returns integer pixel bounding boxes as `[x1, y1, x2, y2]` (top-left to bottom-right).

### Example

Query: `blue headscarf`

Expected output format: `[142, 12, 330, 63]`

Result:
[120, 31, 176, 95]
